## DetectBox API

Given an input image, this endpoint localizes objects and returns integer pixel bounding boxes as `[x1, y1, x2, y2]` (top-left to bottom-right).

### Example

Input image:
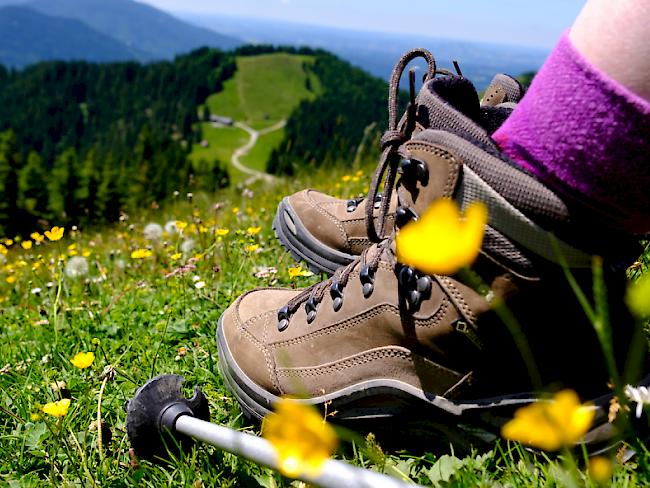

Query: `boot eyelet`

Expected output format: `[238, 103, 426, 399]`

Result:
[399, 158, 429, 184]
[277, 305, 290, 332]
[360, 266, 375, 298]
[398, 265, 415, 288]
[346, 200, 357, 212]
[305, 297, 318, 324]
[330, 282, 343, 312]
[395, 206, 418, 228]
[416, 276, 432, 297]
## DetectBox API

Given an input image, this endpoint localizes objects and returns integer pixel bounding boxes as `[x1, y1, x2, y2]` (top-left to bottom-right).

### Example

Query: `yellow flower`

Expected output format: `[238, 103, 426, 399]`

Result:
[355, 170, 363, 177]
[4, 239, 13, 246]
[262, 399, 337, 477]
[42, 398, 71, 417]
[232, 207, 240, 214]
[501, 389, 595, 451]
[131, 249, 153, 259]
[175, 220, 188, 231]
[247, 226, 262, 235]
[288, 266, 313, 279]
[396, 199, 487, 276]
[0, 244, 6, 255]
[341, 175, 351, 182]
[21, 240, 33, 250]
[215, 228, 229, 237]
[30, 232, 44, 243]
[170, 252, 182, 260]
[627, 274, 650, 318]
[5, 276, 16, 284]
[30, 412, 42, 421]
[588, 456, 613, 483]
[244, 244, 259, 253]
[198, 224, 207, 234]
[45, 226, 64, 241]
[70, 351, 95, 369]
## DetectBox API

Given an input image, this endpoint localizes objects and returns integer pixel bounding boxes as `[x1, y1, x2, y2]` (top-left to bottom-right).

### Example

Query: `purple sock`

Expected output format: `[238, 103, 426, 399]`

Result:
[493, 32, 650, 235]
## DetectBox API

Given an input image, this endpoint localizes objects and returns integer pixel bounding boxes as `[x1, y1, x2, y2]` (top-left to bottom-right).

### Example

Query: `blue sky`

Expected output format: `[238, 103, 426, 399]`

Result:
[138, 0, 585, 48]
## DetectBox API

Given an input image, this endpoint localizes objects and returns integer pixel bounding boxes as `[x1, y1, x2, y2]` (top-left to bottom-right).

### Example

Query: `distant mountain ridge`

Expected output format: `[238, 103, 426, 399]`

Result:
[27, 0, 241, 59]
[0, 6, 148, 67]
[0, 0, 241, 68]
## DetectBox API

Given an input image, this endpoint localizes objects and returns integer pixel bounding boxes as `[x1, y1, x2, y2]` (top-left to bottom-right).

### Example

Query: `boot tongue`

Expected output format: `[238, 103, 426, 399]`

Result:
[480, 73, 524, 107]
[415, 76, 495, 148]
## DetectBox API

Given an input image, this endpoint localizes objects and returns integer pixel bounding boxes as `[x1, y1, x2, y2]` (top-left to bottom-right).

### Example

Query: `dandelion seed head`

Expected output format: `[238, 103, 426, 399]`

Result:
[143, 223, 163, 241]
[180, 239, 195, 254]
[164, 220, 179, 235]
[65, 256, 89, 278]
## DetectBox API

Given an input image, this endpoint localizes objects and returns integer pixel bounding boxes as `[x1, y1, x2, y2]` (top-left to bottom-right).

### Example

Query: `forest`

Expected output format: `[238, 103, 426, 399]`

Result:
[0, 45, 388, 236]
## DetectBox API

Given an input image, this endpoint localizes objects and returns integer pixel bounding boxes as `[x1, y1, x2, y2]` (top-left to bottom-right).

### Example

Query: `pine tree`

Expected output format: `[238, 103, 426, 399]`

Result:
[18, 150, 48, 217]
[0, 130, 21, 234]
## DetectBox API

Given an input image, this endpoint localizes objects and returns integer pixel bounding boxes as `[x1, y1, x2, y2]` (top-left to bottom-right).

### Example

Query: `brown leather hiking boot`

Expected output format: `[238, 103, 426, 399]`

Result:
[274, 49, 524, 275]
[219, 125, 646, 452]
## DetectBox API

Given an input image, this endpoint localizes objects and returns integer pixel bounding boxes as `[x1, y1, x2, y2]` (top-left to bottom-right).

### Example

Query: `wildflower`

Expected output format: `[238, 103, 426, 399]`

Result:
[247, 226, 262, 236]
[288, 266, 313, 279]
[6, 276, 16, 284]
[31, 287, 42, 295]
[355, 170, 363, 177]
[30, 412, 41, 421]
[4, 239, 13, 246]
[341, 175, 351, 182]
[0, 244, 6, 255]
[501, 389, 595, 451]
[70, 351, 95, 369]
[254, 266, 278, 279]
[30, 232, 44, 243]
[215, 228, 229, 237]
[131, 249, 153, 259]
[21, 240, 33, 250]
[195, 281, 206, 289]
[232, 207, 240, 214]
[588, 456, 613, 483]
[42, 398, 71, 417]
[180, 239, 195, 254]
[45, 226, 64, 242]
[175, 220, 188, 231]
[626, 274, 650, 318]
[624, 384, 650, 418]
[262, 399, 338, 477]
[143, 223, 163, 241]
[396, 199, 487, 276]
[244, 244, 259, 253]
[164, 220, 178, 235]
[64, 256, 89, 278]
[170, 252, 182, 261]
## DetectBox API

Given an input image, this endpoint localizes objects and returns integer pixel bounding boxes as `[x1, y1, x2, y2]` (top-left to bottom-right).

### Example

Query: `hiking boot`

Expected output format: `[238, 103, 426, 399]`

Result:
[274, 49, 523, 275]
[219, 124, 645, 452]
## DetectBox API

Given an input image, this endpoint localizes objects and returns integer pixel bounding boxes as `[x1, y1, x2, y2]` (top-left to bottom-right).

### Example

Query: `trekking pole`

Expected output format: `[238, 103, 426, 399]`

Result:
[126, 374, 420, 488]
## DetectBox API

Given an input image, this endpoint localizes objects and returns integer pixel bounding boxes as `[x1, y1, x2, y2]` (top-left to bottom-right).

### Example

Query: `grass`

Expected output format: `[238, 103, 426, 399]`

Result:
[240, 128, 286, 173]
[0, 160, 649, 486]
[206, 53, 321, 131]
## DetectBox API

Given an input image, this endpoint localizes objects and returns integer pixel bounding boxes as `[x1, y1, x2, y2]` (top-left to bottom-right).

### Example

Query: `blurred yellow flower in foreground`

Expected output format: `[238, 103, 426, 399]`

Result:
[175, 220, 188, 231]
[501, 390, 595, 451]
[45, 226, 65, 242]
[262, 399, 337, 478]
[6, 276, 16, 284]
[42, 398, 71, 417]
[247, 226, 262, 235]
[131, 249, 153, 259]
[588, 456, 613, 483]
[396, 199, 487, 276]
[21, 240, 33, 250]
[70, 351, 95, 369]
[626, 274, 650, 318]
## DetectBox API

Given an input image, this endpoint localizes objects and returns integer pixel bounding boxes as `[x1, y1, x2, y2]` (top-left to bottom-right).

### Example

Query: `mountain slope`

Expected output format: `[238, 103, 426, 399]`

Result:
[28, 0, 241, 58]
[0, 6, 146, 68]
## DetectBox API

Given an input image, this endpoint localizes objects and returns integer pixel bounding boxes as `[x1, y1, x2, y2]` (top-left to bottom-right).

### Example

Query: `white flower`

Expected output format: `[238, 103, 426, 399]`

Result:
[192, 275, 200, 282]
[194, 281, 206, 289]
[625, 385, 650, 418]
[144, 223, 163, 241]
[164, 220, 179, 235]
[30, 287, 42, 295]
[180, 238, 195, 254]
[65, 256, 89, 278]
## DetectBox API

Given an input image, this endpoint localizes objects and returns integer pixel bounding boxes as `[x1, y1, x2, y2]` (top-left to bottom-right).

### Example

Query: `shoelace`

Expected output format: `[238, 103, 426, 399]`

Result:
[277, 239, 394, 331]
[365, 48, 438, 243]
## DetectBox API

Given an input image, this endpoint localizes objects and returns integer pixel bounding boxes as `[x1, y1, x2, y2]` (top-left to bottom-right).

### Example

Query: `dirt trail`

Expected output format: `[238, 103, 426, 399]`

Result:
[231, 120, 286, 184]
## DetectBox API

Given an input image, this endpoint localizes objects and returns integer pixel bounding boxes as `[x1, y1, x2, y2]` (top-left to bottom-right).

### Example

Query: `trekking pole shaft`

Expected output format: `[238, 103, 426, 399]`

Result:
[174, 415, 415, 488]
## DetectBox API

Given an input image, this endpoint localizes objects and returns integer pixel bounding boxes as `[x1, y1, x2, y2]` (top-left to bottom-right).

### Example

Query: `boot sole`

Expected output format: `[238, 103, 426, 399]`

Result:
[272, 197, 356, 276]
[216, 314, 643, 455]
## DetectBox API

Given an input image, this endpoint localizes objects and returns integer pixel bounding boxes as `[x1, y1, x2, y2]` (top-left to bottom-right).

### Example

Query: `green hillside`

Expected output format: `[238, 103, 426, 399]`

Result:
[189, 52, 322, 180]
